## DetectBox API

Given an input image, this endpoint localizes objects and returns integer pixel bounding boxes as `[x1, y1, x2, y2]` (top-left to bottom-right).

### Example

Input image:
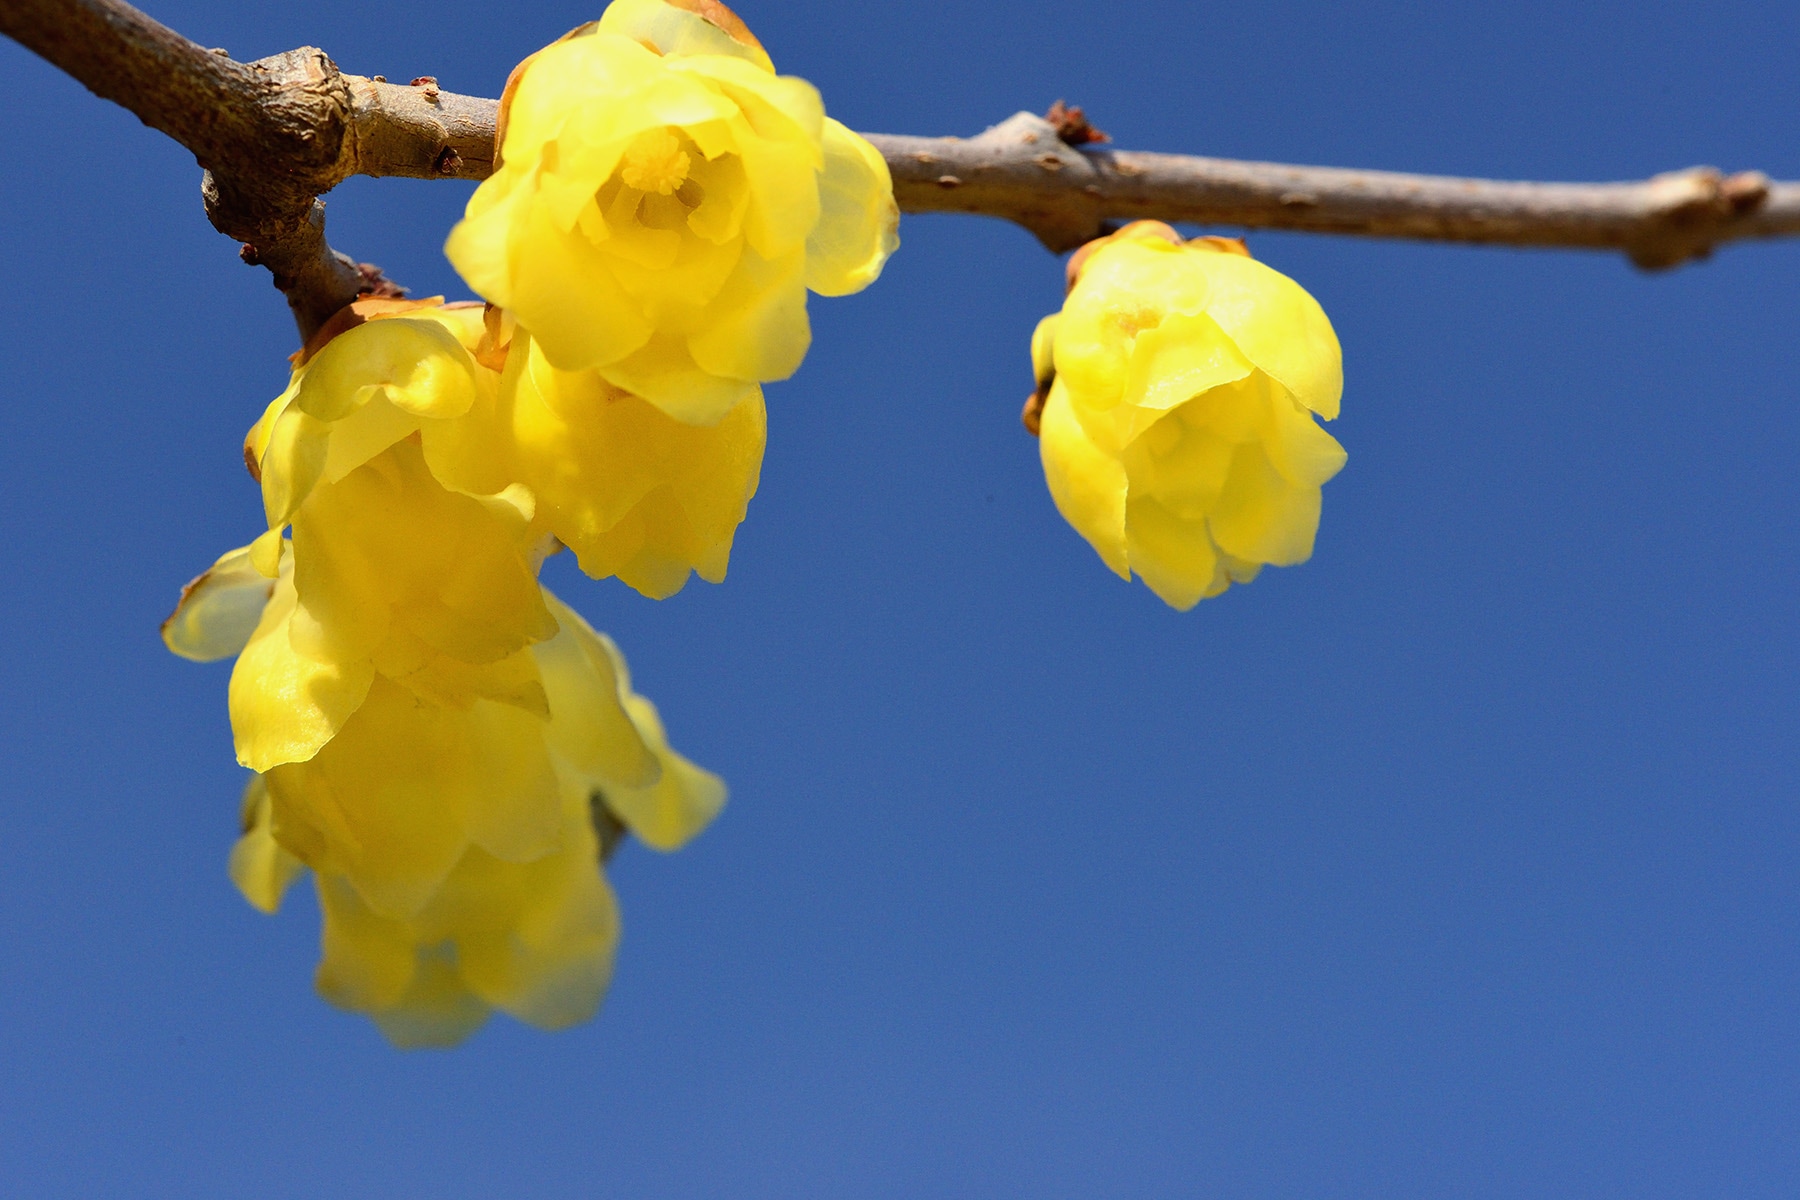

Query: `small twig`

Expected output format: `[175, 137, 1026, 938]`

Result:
[7, 0, 1800, 341]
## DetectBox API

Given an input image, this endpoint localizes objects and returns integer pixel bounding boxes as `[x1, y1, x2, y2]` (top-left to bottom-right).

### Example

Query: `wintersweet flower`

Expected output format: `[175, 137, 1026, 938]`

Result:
[424, 318, 765, 599]
[244, 297, 497, 579]
[444, 0, 899, 425]
[1032, 222, 1347, 609]
[171, 564, 726, 1046]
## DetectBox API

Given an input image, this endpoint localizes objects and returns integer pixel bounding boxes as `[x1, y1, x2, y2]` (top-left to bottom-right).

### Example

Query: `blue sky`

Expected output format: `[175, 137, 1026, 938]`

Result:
[3, 1, 1798, 1195]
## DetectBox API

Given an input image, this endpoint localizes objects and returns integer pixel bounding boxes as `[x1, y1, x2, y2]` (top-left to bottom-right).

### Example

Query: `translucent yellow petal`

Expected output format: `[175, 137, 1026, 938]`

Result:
[452, 835, 620, 1031]
[367, 954, 494, 1050]
[314, 872, 420, 1010]
[1207, 442, 1323, 566]
[1121, 415, 1235, 521]
[1122, 310, 1254, 413]
[259, 407, 329, 531]
[266, 676, 562, 918]
[1191, 250, 1343, 419]
[499, 35, 664, 169]
[317, 398, 420, 486]
[687, 245, 809, 389]
[249, 527, 285, 578]
[162, 544, 276, 663]
[598, 334, 761, 427]
[506, 207, 656, 372]
[228, 774, 305, 915]
[1039, 382, 1130, 580]
[683, 53, 822, 138]
[805, 118, 898, 297]
[597, 0, 776, 72]
[373, 633, 551, 718]
[1263, 393, 1348, 489]
[228, 573, 376, 772]
[297, 318, 479, 422]
[536, 592, 661, 790]
[443, 165, 537, 307]
[244, 375, 299, 478]
[289, 442, 555, 669]
[603, 692, 728, 850]
[1124, 492, 1222, 611]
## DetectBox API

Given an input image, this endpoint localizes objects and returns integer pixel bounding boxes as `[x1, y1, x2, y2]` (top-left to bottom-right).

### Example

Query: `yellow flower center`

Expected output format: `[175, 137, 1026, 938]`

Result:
[619, 128, 692, 196]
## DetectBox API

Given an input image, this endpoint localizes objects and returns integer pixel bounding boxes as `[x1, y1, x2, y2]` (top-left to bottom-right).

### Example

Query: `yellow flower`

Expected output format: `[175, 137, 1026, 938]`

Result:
[173, 568, 726, 1047]
[424, 320, 765, 599]
[244, 297, 498, 579]
[230, 437, 557, 778]
[1034, 222, 1347, 609]
[444, 0, 899, 425]
[254, 294, 764, 600]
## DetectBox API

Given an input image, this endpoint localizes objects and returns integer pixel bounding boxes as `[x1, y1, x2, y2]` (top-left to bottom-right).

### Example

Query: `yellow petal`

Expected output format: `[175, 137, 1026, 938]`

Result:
[536, 591, 661, 790]
[227, 774, 305, 915]
[266, 676, 562, 918]
[506, 206, 656, 372]
[452, 831, 620, 1031]
[597, 0, 775, 72]
[1122, 310, 1254, 414]
[249, 527, 285, 578]
[1207, 442, 1323, 567]
[1191, 249, 1343, 419]
[1039, 382, 1129, 579]
[603, 692, 728, 850]
[1030, 314, 1060, 389]
[314, 873, 493, 1048]
[296, 318, 480, 422]
[228, 572, 376, 772]
[1124, 492, 1221, 611]
[599, 334, 761, 427]
[804, 118, 898, 297]
[687, 245, 809, 390]
[1263, 394, 1348, 489]
[162, 544, 276, 663]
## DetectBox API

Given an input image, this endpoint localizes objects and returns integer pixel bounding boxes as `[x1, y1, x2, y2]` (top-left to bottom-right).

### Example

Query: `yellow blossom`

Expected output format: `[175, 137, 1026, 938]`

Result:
[423, 320, 766, 599]
[1034, 222, 1347, 609]
[172, 565, 726, 1046]
[244, 297, 497, 578]
[253, 296, 764, 600]
[444, 0, 899, 425]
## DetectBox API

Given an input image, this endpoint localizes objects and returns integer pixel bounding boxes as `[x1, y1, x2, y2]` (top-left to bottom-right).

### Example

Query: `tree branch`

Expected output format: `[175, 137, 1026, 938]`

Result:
[867, 115, 1798, 268]
[8, 0, 1799, 340]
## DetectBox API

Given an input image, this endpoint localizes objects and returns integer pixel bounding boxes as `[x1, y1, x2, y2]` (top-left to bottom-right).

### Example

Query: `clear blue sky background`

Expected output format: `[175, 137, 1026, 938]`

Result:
[2, 1, 1798, 1195]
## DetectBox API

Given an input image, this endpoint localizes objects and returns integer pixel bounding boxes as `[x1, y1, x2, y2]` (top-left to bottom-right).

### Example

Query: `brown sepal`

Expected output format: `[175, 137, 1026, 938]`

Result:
[1021, 388, 1048, 437]
[474, 303, 518, 372]
[1189, 235, 1251, 258]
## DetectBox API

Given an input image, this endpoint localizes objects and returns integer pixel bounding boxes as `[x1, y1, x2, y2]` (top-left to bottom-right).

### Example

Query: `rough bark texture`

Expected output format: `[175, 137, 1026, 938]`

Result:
[8, 0, 1800, 339]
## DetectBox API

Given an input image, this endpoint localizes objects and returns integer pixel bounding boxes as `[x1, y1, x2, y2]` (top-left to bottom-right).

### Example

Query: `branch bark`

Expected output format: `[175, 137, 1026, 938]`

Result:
[8, 0, 1800, 339]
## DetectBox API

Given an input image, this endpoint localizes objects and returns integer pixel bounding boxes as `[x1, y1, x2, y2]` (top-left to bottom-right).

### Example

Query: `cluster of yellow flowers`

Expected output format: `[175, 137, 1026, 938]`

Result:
[158, 1, 1345, 1049]
[163, 0, 897, 1047]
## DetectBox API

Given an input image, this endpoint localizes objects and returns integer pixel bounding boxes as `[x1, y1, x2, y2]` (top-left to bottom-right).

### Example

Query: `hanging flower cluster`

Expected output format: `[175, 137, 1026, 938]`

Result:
[158, 0, 1346, 1051]
[164, 0, 897, 1047]
[1026, 221, 1346, 609]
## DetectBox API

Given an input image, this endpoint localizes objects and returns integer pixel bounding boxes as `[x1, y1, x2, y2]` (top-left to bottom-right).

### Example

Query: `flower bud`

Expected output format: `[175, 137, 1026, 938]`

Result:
[1035, 223, 1347, 609]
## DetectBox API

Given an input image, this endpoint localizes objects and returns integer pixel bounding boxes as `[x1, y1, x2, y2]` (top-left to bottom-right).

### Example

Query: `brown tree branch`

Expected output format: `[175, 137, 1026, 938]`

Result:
[8, 0, 1799, 340]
